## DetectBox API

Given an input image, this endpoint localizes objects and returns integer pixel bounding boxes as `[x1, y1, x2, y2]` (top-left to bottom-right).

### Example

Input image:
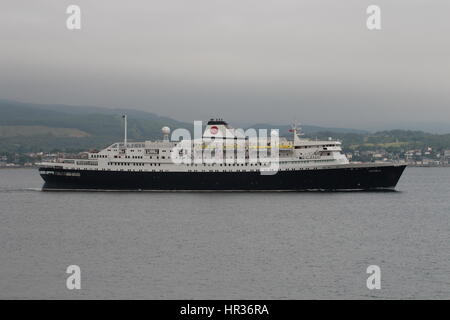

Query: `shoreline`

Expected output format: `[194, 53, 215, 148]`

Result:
[1, 164, 450, 169]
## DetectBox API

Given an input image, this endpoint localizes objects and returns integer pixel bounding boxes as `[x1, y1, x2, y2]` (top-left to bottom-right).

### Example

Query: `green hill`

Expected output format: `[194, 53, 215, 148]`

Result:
[0, 125, 90, 138]
[0, 99, 369, 153]
[308, 130, 450, 153]
[1, 99, 450, 154]
[0, 99, 191, 152]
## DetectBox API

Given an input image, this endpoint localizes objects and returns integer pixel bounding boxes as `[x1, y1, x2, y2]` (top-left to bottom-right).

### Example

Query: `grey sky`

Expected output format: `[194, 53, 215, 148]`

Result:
[1, 0, 449, 130]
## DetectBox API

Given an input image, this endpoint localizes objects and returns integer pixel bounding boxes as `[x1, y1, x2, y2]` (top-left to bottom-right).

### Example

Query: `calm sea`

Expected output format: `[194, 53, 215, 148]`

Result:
[0, 167, 449, 299]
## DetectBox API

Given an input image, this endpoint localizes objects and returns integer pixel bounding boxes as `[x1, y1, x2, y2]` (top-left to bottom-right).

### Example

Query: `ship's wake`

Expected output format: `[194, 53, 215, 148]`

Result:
[0, 187, 42, 193]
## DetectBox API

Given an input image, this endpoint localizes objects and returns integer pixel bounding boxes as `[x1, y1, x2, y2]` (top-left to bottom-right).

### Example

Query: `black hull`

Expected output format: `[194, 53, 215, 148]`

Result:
[39, 165, 406, 191]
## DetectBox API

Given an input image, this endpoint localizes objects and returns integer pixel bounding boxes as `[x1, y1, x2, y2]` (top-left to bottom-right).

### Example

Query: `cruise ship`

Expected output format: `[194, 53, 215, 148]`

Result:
[38, 118, 406, 191]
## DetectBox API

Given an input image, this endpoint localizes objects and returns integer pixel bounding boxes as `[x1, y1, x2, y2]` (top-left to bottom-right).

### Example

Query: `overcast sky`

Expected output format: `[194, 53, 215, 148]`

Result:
[1, 0, 449, 130]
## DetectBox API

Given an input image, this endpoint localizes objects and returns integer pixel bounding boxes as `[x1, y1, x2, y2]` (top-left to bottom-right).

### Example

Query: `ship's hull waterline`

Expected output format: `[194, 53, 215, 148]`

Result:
[39, 164, 406, 191]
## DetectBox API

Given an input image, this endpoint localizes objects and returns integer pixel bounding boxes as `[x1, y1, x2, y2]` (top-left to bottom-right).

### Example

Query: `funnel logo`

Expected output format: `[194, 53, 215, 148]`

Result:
[210, 126, 219, 135]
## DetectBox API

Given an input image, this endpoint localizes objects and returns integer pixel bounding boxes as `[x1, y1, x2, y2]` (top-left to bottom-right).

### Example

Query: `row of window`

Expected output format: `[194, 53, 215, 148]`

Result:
[76, 161, 98, 166]
[103, 159, 336, 168]
[295, 144, 337, 149]
[119, 155, 144, 159]
[108, 162, 161, 167]
[41, 171, 81, 176]
[112, 155, 166, 160]
[187, 163, 268, 167]
[185, 167, 329, 172]
[184, 159, 336, 166]
[94, 150, 333, 161]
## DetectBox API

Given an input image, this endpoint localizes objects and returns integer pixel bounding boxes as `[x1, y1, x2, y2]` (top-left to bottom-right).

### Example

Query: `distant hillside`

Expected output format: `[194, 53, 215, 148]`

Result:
[1, 99, 449, 154]
[309, 130, 450, 153]
[0, 125, 90, 138]
[0, 99, 371, 153]
[249, 123, 368, 136]
[0, 99, 191, 152]
[0, 99, 189, 138]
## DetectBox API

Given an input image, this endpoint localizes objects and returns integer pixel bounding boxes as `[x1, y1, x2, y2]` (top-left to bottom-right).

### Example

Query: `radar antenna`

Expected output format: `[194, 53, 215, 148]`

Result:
[289, 121, 304, 136]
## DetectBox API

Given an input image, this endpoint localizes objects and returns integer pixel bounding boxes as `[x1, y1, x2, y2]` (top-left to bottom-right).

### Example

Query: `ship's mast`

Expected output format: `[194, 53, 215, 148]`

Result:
[123, 114, 127, 148]
[290, 122, 304, 145]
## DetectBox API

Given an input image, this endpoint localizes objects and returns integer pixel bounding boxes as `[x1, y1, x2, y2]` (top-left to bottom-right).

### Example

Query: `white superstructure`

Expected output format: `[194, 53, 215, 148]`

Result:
[39, 119, 349, 173]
